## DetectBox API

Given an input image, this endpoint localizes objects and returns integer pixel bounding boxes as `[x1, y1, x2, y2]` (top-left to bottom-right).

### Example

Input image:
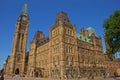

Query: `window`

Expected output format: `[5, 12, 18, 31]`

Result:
[17, 55, 21, 62]
[71, 47, 72, 53]
[56, 48, 58, 53]
[70, 30, 72, 36]
[53, 58, 55, 65]
[58, 57, 60, 65]
[66, 56, 68, 65]
[66, 46, 68, 53]
[54, 48, 56, 53]
[68, 46, 70, 53]
[68, 29, 70, 35]
[71, 57, 74, 65]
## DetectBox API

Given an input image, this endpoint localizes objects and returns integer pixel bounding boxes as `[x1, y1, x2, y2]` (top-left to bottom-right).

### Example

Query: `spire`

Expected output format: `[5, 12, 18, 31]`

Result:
[21, 3, 28, 16]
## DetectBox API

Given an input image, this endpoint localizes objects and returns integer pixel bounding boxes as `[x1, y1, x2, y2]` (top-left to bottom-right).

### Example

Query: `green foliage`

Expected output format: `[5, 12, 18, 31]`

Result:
[103, 10, 120, 56]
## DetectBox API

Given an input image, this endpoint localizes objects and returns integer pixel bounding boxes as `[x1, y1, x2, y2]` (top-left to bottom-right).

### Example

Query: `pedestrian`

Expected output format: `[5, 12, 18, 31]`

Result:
[103, 72, 106, 79]
[106, 72, 109, 77]
[91, 75, 94, 80]
[0, 73, 4, 80]
[64, 75, 68, 80]
[59, 76, 61, 80]
[88, 73, 92, 80]
[70, 75, 72, 80]
[78, 74, 81, 80]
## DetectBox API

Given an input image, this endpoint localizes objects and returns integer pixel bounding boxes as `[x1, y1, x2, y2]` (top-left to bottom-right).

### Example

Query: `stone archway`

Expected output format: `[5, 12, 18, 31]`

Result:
[15, 68, 19, 74]
[35, 72, 38, 77]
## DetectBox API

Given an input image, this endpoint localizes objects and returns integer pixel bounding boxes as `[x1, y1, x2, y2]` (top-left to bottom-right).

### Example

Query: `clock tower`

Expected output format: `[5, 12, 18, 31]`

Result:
[10, 3, 29, 75]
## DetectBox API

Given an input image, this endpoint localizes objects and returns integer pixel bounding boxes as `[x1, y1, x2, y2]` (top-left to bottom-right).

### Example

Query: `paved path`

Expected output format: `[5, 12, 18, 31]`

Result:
[4, 76, 120, 80]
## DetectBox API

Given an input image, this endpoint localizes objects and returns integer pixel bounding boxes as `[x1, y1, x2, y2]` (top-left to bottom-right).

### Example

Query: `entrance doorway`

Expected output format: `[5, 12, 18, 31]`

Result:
[35, 72, 38, 77]
[15, 68, 19, 74]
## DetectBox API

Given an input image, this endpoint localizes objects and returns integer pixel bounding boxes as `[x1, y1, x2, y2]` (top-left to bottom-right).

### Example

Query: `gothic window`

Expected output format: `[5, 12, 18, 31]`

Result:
[69, 46, 71, 53]
[70, 47, 72, 53]
[68, 46, 71, 53]
[68, 46, 70, 53]
[53, 58, 55, 65]
[21, 34, 24, 50]
[65, 28, 67, 34]
[54, 48, 56, 53]
[66, 56, 68, 65]
[54, 47, 58, 53]
[68, 29, 70, 35]
[54, 48, 55, 53]
[66, 46, 68, 52]
[17, 33, 21, 50]
[58, 57, 60, 65]
[71, 57, 74, 65]
[57, 47, 59, 53]
[70, 30, 72, 36]
[17, 55, 21, 62]
[56, 48, 57, 53]
[71, 47, 73, 53]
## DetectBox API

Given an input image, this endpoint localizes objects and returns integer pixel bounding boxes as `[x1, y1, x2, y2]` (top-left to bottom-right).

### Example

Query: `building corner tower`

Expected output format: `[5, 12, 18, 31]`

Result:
[4, 3, 29, 75]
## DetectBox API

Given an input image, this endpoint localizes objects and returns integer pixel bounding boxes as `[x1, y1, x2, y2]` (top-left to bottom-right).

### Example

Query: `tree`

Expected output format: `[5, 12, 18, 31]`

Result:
[103, 10, 120, 60]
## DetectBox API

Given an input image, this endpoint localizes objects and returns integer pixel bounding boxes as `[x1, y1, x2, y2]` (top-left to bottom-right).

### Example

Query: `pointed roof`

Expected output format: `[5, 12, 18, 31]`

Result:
[21, 3, 28, 16]
[55, 11, 70, 25]
[86, 27, 96, 36]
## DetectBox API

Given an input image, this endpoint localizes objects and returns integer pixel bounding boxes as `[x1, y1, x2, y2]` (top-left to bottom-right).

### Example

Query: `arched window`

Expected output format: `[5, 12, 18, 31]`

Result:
[68, 46, 70, 53]
[53, 58, 55, 65]
[58, 57, 60, 65]
[70, 30, 72, 36]
[66, 46, 68, 53]
[71, 47, 73, 53]
[66, 56, 68, 65]
[17, 55, 21, 62]
[71, 57, 74, 65]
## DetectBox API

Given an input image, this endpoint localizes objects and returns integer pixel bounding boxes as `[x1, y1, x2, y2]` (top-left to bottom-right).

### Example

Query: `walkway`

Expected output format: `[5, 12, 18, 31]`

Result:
[4, 76, 120, 80]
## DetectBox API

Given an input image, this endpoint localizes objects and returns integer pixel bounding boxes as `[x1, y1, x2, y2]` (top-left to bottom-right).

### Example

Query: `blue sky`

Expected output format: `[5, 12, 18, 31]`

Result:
[0, 0, 120, 69]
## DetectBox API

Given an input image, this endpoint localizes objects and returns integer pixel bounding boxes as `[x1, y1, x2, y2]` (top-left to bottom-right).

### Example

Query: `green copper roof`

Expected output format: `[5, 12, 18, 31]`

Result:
[21, 3, 28, 16]
[86, 27, 96, 36]
[76, 34, 92, 44]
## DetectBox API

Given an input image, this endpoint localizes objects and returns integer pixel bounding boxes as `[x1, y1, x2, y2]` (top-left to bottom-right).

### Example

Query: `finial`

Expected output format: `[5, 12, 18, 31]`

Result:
[21, 3, 28, 16]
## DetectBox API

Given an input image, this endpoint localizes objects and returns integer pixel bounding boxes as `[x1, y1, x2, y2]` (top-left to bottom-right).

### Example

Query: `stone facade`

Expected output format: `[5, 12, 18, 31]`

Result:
[4, 3, 29, 76]
[4, 4, 120, 79]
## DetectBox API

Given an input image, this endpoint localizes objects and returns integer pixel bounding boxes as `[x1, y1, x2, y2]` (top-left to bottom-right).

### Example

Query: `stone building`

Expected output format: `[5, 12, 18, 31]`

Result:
[4, 3, 29, 76]
[4, 3, 120, 79]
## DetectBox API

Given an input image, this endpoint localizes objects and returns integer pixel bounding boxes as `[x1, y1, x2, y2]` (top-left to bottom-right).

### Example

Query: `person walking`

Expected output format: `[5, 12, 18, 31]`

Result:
[59, 75, 61, 80]
[78, 74, 81, 80]
[88, 73, 92, 80]
[70, 75, 72, 80]
[64, 75, 68, 80]
[106, 72, 109, 78]
[0, 73, 4, 80]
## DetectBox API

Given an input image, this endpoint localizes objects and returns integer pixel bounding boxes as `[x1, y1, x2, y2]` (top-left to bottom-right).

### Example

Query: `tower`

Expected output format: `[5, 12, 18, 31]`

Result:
[10, 3, 29, 75]
[50, 11, 78, 78]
